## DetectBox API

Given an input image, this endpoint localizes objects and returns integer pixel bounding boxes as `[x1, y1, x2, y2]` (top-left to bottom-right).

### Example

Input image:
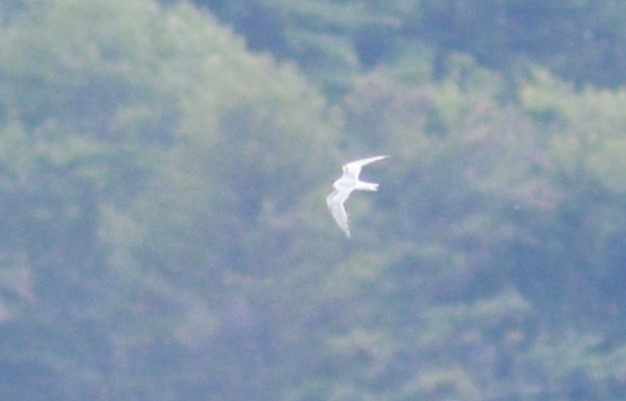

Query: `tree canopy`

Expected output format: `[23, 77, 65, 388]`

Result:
[1, 0, 626, 400]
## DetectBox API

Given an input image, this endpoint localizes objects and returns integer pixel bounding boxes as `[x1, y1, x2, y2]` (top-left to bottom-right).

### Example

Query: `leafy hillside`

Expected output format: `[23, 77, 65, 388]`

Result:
[1, 0, 626, 400]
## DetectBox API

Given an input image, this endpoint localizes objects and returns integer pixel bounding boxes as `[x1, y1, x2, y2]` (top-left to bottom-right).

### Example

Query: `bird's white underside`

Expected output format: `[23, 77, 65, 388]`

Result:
[326, 155, 388, 238]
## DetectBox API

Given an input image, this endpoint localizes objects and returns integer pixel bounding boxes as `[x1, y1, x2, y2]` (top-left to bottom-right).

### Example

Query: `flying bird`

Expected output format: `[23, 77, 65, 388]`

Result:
[326, 155, 389, 238]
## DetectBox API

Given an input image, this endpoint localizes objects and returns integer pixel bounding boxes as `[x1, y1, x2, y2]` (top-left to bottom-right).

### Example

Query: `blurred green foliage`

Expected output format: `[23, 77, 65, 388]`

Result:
[1, 0, 626, 400]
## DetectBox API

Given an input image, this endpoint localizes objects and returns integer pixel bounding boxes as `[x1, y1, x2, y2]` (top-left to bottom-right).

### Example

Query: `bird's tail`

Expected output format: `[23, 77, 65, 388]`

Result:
[355, 181, 379, 191]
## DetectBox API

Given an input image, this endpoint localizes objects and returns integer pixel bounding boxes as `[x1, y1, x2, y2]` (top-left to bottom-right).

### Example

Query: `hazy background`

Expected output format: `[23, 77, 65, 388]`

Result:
[1, 0, 626, 400]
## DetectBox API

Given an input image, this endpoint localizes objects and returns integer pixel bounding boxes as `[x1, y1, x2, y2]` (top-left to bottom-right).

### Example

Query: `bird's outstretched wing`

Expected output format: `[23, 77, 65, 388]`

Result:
[342, 155, 389, 179]
[326, 189, 352, 238]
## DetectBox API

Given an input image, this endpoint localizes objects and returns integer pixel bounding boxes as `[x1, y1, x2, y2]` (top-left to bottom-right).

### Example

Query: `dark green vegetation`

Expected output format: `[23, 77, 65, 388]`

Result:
[1, 0, 626, 400]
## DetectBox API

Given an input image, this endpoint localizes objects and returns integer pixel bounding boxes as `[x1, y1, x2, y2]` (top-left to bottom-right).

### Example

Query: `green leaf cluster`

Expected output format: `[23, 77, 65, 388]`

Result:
[1, 1, 626, 400]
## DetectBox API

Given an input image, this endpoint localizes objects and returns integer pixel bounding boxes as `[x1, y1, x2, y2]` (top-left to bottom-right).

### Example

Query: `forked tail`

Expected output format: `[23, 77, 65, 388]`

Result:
[355, 181, 379, 191]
